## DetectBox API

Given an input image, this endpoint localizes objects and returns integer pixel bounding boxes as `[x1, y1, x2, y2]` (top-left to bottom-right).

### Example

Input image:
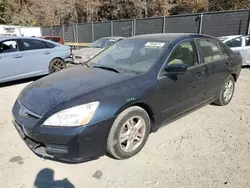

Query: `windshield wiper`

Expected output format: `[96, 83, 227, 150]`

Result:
[93, 65, 121, 73]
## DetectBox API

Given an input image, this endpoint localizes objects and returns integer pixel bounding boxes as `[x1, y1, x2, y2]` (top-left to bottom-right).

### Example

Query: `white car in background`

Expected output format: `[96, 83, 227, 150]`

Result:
[72, 37, 125, 64]
[218, 35, 250, 66]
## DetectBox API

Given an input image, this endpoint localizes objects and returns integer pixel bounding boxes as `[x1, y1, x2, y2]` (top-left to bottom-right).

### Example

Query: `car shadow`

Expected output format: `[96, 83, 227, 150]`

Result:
[242, 65, 250, 69]
[0, 76, 44, 88]
[34, 168, 75, 188]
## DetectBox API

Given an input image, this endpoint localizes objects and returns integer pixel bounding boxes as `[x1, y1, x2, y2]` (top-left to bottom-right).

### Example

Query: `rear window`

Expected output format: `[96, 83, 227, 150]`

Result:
[44, 41, 56, 48]
[44, 37, 61, 43]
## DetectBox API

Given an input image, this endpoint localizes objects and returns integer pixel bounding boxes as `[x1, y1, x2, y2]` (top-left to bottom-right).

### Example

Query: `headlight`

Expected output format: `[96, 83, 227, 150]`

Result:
[43, 102, 99, 127]
[85, 55, 93, 60]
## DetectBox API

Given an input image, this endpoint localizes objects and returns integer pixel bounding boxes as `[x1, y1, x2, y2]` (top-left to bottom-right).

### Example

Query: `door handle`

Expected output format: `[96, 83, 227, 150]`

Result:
[44, 52, 50, 55]
[196, 72, 205, 78]
[14, 55, 22, 58]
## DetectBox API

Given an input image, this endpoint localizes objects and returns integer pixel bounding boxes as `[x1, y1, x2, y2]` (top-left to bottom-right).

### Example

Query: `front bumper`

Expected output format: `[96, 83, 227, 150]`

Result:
[64, 56, 73, 63]
[12, 117, 114, 163]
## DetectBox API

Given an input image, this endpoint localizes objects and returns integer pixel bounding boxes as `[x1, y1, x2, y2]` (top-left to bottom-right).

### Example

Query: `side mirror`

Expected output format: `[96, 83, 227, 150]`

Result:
[165, 60, 188, 75]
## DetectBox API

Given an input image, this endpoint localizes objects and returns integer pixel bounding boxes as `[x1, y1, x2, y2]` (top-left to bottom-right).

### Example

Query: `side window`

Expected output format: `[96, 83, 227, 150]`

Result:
[245, 36, 250, 46]
[218, 42, 229, 58]
[198, 39, 224, 63]
[168, 40, 198, 67]
[225, 37, 242, 48]
[44, 41, 55, 48]
[0, 40, 19, 53]
[21, 39, 45, 51]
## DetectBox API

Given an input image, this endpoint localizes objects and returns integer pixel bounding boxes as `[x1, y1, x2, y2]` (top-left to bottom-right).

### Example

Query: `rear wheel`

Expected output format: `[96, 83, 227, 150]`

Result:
[49, 58, 66, 73]
[214, 75, 235, 106]
[107, 106, 151, 159]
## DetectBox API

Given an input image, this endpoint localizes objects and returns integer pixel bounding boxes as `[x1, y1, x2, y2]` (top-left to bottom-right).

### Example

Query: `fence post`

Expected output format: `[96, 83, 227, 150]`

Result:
[111, 21, 113, 37]
[91, 22, 94, 42]
[133, 19, 136, 36]
[62, 25, 65, 41]
[198, 13, 203, 34]
[75, 24, 79, 49]
[50, 26, 53, 36]
[246, 10, 250, 35]
[163, 17, 166, 33]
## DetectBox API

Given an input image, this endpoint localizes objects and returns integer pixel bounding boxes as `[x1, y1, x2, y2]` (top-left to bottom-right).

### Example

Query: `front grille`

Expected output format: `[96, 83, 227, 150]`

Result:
[18, 100, 42, 120]
[74, 56, 82, 59]
[13, 100, 41, 129]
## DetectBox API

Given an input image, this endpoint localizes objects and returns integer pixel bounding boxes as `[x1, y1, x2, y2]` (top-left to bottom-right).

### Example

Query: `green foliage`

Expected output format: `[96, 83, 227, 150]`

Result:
[0, 0, 249, 26]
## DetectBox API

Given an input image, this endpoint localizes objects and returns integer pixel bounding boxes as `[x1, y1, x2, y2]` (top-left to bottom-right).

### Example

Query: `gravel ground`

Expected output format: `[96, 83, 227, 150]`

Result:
[0, 68, 250, 188]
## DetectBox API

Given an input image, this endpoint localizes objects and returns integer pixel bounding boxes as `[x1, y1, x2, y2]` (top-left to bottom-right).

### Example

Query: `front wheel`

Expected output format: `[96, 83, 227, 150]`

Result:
[49, 58, 66, 74]
[107, 106, 151, 160]
[213, 75, 235, 106]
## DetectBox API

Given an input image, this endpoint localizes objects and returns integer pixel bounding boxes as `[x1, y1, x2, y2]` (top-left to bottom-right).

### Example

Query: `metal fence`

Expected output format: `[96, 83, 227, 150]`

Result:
[41, 9, 250, 44]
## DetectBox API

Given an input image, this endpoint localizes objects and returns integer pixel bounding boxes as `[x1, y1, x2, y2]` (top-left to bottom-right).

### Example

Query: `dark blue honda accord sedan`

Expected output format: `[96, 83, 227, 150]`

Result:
[12, 33, 242, 163]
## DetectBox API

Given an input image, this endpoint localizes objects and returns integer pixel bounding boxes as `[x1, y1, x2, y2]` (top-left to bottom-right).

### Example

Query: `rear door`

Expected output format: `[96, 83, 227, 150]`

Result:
[196, 38, 230, 100]
[158, 39, 207, 119]
[0, 39, 24, 80]
[19, 39, 51, 74]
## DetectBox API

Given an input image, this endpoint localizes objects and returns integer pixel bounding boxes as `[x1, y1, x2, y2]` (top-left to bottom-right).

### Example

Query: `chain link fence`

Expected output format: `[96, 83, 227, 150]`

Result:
[41, 9, 250, 44]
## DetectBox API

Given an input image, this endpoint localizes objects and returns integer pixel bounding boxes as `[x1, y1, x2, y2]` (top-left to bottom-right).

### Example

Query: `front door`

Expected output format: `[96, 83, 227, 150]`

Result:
[158, 39, 207, 119]
[0, 39, 24, 81]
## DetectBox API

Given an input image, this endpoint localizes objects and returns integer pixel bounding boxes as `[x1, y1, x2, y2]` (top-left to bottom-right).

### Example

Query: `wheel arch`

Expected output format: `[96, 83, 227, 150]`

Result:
[48, 57, 66, 73]
[115, 101, 156, 128]
[231, 73, 237, 82]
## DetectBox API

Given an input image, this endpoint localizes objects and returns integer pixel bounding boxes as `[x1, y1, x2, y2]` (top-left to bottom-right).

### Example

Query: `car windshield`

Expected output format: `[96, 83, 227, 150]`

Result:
[90, 38, 116, 48]
[88, 39, 168, 74]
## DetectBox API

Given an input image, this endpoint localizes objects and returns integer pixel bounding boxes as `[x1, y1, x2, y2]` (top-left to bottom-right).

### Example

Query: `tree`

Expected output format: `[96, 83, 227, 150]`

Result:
[209, 0, 250, 11]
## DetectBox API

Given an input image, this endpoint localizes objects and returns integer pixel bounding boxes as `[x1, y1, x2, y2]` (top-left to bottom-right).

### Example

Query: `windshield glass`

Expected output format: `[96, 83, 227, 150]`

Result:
[90, 38, 114, 48]
[88, 39, 168, 74]
[218, 37, 229, 42]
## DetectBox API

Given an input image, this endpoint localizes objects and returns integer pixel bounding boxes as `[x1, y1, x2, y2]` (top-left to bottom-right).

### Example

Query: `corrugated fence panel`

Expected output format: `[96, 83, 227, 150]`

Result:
[52, 26, 63, 38]
[41, 27, 51, 36]
[93, 22, 111, 41]
[63, 25, 75, 42]
[113, 20, 133, 37]
[202, 11, 250, 37]
[136, 18, 163, 35]
[77, 23, 92, 43]
[165, 15, 200, 33]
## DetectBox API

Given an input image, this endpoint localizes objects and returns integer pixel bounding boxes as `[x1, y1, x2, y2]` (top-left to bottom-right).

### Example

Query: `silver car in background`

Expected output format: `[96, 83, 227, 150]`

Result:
[0, 36, 72, 84]
[219, 35, 250, 66]
[72, 36, 125, 64]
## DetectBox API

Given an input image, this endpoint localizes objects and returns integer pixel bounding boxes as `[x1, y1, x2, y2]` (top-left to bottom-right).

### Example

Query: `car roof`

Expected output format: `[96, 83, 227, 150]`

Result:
[100, 36, 126, 40]
[127, 33, 206, 42]
[0, 36, 42, 41]
[218, 35, 243, 42]
[41, 36, 62, 38]
[0, 36, 63, 46]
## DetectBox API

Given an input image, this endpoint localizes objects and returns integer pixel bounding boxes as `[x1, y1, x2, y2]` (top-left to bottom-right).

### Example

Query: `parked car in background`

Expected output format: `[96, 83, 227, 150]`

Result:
[0, 36, 72, 84]
[12, 33, 242, 163]
[72, 36, 125, 64]
[40, 36, 65, 45]
[218, 35, 250, 66]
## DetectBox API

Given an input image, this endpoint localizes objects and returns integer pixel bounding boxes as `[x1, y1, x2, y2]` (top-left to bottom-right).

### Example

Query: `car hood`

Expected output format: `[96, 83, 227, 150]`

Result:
[18, 66, 135, 116]
[73, 48, 103, 57]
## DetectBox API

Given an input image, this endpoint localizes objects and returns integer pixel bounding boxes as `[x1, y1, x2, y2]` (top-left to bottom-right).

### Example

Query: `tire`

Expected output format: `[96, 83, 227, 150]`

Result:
[107, 106, 151, 160]
[49, 58, 66, 74]
[213, 75, 235, 106]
